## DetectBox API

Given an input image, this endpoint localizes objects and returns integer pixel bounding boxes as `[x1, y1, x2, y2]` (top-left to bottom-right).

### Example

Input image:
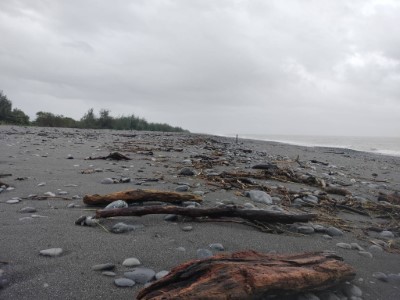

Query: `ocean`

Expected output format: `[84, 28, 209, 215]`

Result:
[228, 134, 400, 157]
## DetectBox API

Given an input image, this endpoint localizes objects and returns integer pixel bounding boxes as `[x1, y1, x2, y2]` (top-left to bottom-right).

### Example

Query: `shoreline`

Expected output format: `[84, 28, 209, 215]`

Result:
[1, 125, 400, 299]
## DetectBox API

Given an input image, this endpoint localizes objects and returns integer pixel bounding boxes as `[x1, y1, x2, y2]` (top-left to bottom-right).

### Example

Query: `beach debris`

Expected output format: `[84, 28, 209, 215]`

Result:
[124, 268, 156, 284]
[137, 250, 356, 300]
[83, 189, 202, 206]
[39, 248, 63, 257]
[114, 278, 135, 287]
[104, 200, 129, 210]
[378, 192, 400, 205]
[94, 205, 317, 224]
[0, 181, 10, 188]
[92, 263, 115, 271]
[86, 152, 131, 161]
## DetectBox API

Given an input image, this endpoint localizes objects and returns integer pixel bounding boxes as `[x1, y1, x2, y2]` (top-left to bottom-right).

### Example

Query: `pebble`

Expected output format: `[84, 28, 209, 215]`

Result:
[58, 191, 68, 195]
[19, 207, 37, 213]
[336, 243, 352, 249]
[114, 278, 135, 287]
[358, 251, 373, 258]
[111, 222, 143, 233]
[164, 214, 178, 222]
[38, 182, 46, 186]
[243, 202, 256, 209]
[44, 192, 56, 197]
[369, 245, 383, 252]
[183, 201, 201, 207]
[325, 227, 344, 237]
[297, 293, 320, 300]
[72, 195, 81, 200]
[122, 258, 141, 267]
[322, 234, 332, 240]
[372, 272, 388, 282]
[350, 243, 364, 251]
[197, 248, 213, 259]
[102, 271, 116, 277]
[124, 268, 156, 284]
[312, 224, 326, 232]
[318, 291, 340, 300]
[67, 154, 74, 159]
[246, 190, 273, 205]
[6, 187, 15, 191]
[209, 243, 225, 251]
[175, 185, 190, 192]
[387, 273, 400, 284]
[104, 200, 128, 210]
[342, 283, 362, 297]
[176, 247, 186, 252]
[155, 270, 169, 280]
[297, 226, 315, 234]
[39, 248, 63, 257]
[182, 225, 193, 231]
[92, 263, 115, 271]
[302, 195, 319, 204]
[193, 191, 205, 196]
[67, 203, 78, 208]
[379, 230, 394, 239]
[179, 168, 195, 176]
[6, 199, 20, 204]
[101, 178, 114, 184]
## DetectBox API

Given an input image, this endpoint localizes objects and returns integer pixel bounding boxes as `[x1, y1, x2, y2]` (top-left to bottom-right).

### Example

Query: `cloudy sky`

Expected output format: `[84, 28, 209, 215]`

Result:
[1, 0, 399, 136]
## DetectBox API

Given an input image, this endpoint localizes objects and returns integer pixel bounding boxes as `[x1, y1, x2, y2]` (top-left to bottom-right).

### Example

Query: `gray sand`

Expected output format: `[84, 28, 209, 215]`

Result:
[1, 126, 399, 299]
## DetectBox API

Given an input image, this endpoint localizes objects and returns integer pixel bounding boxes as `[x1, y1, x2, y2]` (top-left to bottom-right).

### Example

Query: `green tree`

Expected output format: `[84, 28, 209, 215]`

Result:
[0, 90, 13, 122]
[80, 108, 97, 128]
[98, 109, 113, 129]
[11, 108, 30, 125]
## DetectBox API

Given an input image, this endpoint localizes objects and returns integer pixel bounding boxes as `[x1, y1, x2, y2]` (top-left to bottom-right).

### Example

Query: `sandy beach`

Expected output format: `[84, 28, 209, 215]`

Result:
[1, 125, 399, 300]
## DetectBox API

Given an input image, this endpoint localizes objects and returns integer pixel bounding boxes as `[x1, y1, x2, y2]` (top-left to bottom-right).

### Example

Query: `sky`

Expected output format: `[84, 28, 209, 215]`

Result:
[1, 0, 400, 136]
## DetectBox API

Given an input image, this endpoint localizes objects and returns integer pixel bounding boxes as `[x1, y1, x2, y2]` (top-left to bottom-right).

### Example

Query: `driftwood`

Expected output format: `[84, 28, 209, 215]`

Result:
[0, 180, 10, 187]
[324, 187, 352, 196]
[86, 152, 131, 161]
[83, 189, 202, 206]
[95, 205, 317, 224]
[137, 250, 356, 300]
[378, 192, 400, 205]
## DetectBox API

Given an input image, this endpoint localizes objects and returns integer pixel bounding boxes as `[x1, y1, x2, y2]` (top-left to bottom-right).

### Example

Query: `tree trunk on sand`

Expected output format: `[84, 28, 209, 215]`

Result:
[83, 189, 202, 206]
[95, 205, 316, 224]
[137, 250, 356, 300]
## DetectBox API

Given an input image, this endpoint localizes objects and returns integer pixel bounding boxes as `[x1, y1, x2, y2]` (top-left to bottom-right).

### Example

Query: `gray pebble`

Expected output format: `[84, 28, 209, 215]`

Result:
[67, 203, 77, 208]
[318, 291, 340, 300]
[183, 201, 201, 207]
[111, 222, 144, 233]
[297, 293, 320, 300]
[351, 243, 364, 251]
[155, 270, 169, 280]
[369, 245, 383, 252]
[182, 225, 193, 231]
[176, 247, 186, 252]
[387, 273, 400, 284]
[342, 284, 362, 297]
[92, 263, 115, 271]
[358, 251, 373, 258]
[122, 258, 141, 267]
[209, 243, 225, 251]
[179, 168, 195, 176]
[124, 268, 155, 284]
[114, 278, 135, 287]
[39, 248, 63, 257]
[312, 224, 326, 232]
[175, 185, 190, 192]
[326, 227, 344, 237]
[336, 242, 352, 249]
[247, 190, 272, 205]
[372, 272, 388, 282]
[193, 191, 205, 196]
[6, 199, 20, 204]
[58, 191, 68, 195]
[322, 234, 332, 240]
[104, 200, 128, 210]
[37, 182, 46, 186]
[197, 248, 213, 259]
[302, 195, 319, 204]
[297, 226, 315, 234]
[102, 271, 116, 277]
[101, 178, 114, 184]
[44, 192, 55, 197]
[379, 230, 394, 239]
[164, 214, 178, 222]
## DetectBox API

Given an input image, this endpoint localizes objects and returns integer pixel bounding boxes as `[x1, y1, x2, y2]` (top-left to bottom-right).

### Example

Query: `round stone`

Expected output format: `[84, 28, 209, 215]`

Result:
[342, 284, 362, 297]
[114, 278, 135, 287]
[336, 243, 352, 249]
[358, 251, 373, 258]
[19, 207, 37, 213]
[104, 200, 128, 210]
[101, 178, 114, 184]
[209, 243, 224, 251]
[247, 190, 272, 205]
[326, 226, 344, 237]
[197, 248, 213, 259]
[122, 258, 141, 267]
[297, 226, 315, 234]
[379, 231, 394, 239]
[155, 270, 169, 280]
[44, 192, 56, 197]
[175, 185, 190, 192]
[182, 226, 193, 232]
[124, 268, 156, 284]
[6, 199, 20, 204]
[179, 168, 195, 176]
[102, 271, 116, 277]
[92, 263, 115, 271]
[40, 248, 63, 257]
[369, 245, 383, 252]
[372, 272, 388, 282]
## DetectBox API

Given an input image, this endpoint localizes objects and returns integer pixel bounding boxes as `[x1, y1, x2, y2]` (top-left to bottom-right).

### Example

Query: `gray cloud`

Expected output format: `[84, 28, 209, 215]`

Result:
[0, 0, 399, 136]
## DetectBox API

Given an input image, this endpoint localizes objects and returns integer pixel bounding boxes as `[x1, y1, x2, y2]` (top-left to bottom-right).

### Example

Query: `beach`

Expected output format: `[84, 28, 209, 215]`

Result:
[1, 125, 399, 300]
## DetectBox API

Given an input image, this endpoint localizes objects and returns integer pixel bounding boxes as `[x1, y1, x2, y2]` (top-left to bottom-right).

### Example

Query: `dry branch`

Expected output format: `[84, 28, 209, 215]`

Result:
[83, 189, 202, 206]
[137, 250, 356, 300]
[85, 152, 131, 161]
[95, 205, 316, 224]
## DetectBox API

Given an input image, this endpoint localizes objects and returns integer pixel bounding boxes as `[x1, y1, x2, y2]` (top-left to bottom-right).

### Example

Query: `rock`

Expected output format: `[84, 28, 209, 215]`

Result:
[379, 230, 395, 239]
[104, 200, 128, 210]
[179, 168, 195, 176]
[102, 271, 116, 277]
[297, 226, 315, 234]
[243, 202, 256, 209]
[67, 203, 77, 208]
[37, 182, 46, 186]
[164, 214, 178, 222]
[6, 199, 20, 204]
[387, 273, 400, 284]
[111, 222, 143, 233]
[114, 278, 135, 287]
[358, 251, 373, 258]
[122, 258, 141, 267]
[312, 224, 326, 232]
[297, 293, 320, 300]
[350, 243, 364, 251]
[183, 201, 201, 207]
[342, 284, 362, 297]
[247, 190, 272, 205]
[124, 268, 156, 284]
[58, 191, 68, 195]
[193, 191, 205, 196]
[176, 247, 186, 252]
[44, 192, 56, 197]
[39, 248, 63, 257]
[322, 234, 332, 240]
[336, 243, 352, 249]
[197, 248, 213, 259]
[302, 195, 319, 204]
[372, 272, 388, 282]
[155, 270, 169, 280]
[67, 154, 74, 159]
[175, 185, 190, 192]
[92, 263, 115, 271]
[369, 245, 383, 252]
[318, 291, 340, 300]
[101, 178, 114, 184]
[182, 225, 193, 231]
[209, 243, 225, 251]
[326, 227, 344, 237]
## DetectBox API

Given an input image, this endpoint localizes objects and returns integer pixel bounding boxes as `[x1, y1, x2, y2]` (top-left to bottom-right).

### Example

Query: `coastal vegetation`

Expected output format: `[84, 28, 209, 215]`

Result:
[0, 91, 187, 132]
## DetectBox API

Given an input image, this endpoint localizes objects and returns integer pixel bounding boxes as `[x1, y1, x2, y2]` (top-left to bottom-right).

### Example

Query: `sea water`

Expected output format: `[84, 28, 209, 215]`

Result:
[229, 134, 400, 157]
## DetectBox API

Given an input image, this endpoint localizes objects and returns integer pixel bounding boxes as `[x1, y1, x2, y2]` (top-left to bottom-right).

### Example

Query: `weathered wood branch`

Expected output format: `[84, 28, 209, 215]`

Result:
[137, 250, 356, 300]
[85, 152, 131, 161]
[95, 205, 317, 223]
[83, 189, 202, 206]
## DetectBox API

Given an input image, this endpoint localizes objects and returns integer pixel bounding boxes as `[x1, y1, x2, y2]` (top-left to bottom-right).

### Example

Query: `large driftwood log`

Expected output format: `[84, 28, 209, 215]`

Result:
[137, 250, 356, 300]
[83, 189, 202, 206]
[95, 205, 317, 223]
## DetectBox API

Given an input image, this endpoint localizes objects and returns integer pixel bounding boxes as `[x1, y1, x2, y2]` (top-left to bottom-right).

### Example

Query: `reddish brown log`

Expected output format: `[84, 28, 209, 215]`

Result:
[83, 189, 202, 206]
[95, 205, 317, 224]
[137, 251, 356, 300]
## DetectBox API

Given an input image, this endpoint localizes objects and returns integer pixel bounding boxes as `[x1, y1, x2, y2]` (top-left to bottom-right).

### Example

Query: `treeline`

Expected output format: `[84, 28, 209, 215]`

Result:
[0, 91, 187, 132]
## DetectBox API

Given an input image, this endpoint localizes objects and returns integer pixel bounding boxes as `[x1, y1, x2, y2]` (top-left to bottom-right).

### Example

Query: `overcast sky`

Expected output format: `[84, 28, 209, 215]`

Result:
[1, 0, 399, 136]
